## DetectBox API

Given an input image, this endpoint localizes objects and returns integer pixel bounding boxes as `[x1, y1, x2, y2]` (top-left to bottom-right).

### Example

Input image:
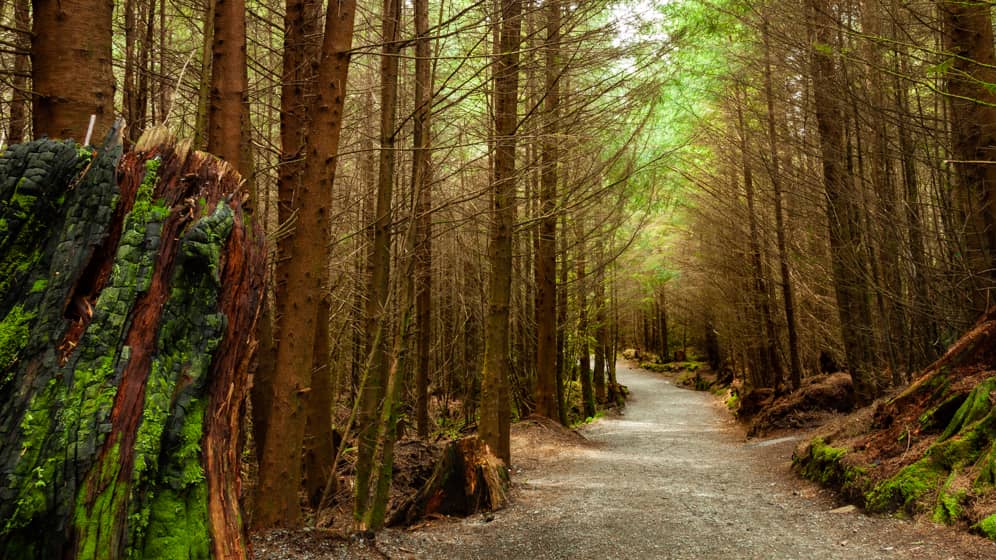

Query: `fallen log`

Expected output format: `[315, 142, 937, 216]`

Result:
[0, 127, 265, 559]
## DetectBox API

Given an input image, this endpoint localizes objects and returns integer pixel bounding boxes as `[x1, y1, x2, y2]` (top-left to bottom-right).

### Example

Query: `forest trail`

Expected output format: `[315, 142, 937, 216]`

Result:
[376, 363, 995, 559]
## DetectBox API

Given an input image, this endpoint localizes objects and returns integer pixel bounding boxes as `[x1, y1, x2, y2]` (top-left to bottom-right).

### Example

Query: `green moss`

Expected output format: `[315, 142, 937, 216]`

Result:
[128, 202, 232, 558]
[865, 458, 945, 514]
[940, 377, 996, 440]
[0, 304, 34, 372]
[931, 409, 996, 471]
[919, 392, 968, 433]
[28, 279, 47, 294]
[136, 400, 211, 560]
[75, 441, 128, 560]
[975, 514, 996, 540]
[932, 471, 966, 525]
[0, 141, 80, 299]
[7, 152, 168, 552]
[726, 392, 740, 411]
[976, 442, 996, 487]
[796, 438, 848, 484]
[4, 378, 58, 533]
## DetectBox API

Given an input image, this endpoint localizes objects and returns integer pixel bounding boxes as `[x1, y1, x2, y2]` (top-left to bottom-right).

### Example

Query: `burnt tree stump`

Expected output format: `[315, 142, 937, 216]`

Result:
[0, 128, 264, 559]
[389, 436, 509, 526]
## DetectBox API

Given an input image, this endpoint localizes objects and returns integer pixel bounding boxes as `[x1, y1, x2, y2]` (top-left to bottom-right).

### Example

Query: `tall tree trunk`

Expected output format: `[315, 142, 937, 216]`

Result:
[656, 289, 668, 360]
[8, 0, 29, 143]
[361, 154, 422, 530]
[136, 0, 153, 139]
[555, 211, 569, 425]
[252, 0, 357, 529]
[355, 0, 402, 523]
[157, 0, 167, 121]
[593, 242, 607, 403]
[939, 0, 996, 314]
[857, 4, 904, 384]
[608, 259, 620, 402]
[762, 18, 802, 390]
[193, 0, 215, 150]
[534, 0, 560, 422]
[893, 28, 938, 367]
[576, 223, 595, 419]
[807, 0, 878, 403]
[735, 91, 781, 389]
[272, 0, 330, 511]
[207, 0, 253, 181]
[31, 0, 115, 140]
[481, 0, 522, 465]
[123, 0, 138, 142]
[413, 0, 434, 439]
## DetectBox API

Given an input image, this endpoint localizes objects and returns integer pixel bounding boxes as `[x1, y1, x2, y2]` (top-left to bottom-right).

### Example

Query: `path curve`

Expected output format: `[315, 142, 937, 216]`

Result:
[381, 363, 995, 559]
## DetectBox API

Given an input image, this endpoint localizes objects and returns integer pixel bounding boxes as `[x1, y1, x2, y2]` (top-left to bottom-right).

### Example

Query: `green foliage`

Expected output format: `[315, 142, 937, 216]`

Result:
[576, 411, 605, 427]
[433, 415, 468, 441]
[975, 514, 996, 540]
[725, 392, 740, 412]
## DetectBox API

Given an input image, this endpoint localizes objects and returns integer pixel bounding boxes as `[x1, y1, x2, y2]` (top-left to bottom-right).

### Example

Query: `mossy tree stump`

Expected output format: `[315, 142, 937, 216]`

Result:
[0, 129, 264, 559]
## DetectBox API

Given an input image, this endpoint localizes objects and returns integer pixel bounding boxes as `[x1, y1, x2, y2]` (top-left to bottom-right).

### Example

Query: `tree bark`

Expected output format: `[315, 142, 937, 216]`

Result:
[355, 0, 402, 523]
[193, 0, 215, 150]
[893, 29, 937, 368]
[388, 437, 509, 527]
[0, 131, 264, 559]
[555, 211, 569, 425]
[576, 222, 595, 419]
[8, 0, 29, 144]
[481, 0, 522, 465]
[939, 0, 996, 314]
[762, 19, 802, 391]
[413, 0, 434, 439]
[807, 0, 878, 403]
[207, 0, 253, 181]
[252, 0, 357, 529]
[136, 0, 154, 140]
[593, 245, 607, 403]
[31, 0, 115, 140]
[123, 0, 138, 142]
[534, 0, 560, 422]
[735, 89, 781, 389]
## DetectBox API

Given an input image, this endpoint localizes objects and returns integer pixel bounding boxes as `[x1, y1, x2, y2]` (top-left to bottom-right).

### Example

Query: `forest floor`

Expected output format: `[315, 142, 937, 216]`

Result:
[252, 363, 996, 559]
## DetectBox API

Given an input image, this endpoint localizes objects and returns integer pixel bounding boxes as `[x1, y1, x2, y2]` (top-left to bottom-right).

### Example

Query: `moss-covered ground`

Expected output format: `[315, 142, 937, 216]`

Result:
[794, 364, 996, 540]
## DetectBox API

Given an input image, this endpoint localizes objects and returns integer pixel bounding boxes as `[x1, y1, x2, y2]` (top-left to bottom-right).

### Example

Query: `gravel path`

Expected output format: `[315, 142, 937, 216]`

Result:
[377, 362, 996, 559]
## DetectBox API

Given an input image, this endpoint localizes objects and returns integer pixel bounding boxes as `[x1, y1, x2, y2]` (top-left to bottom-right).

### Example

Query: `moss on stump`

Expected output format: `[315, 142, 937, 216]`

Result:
[0, 128, 264, 559]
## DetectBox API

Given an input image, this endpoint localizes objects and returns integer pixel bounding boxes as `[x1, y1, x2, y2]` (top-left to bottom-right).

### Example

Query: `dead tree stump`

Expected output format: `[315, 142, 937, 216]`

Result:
[389, 436, 509, 526]
[0, 128, 264, 559]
